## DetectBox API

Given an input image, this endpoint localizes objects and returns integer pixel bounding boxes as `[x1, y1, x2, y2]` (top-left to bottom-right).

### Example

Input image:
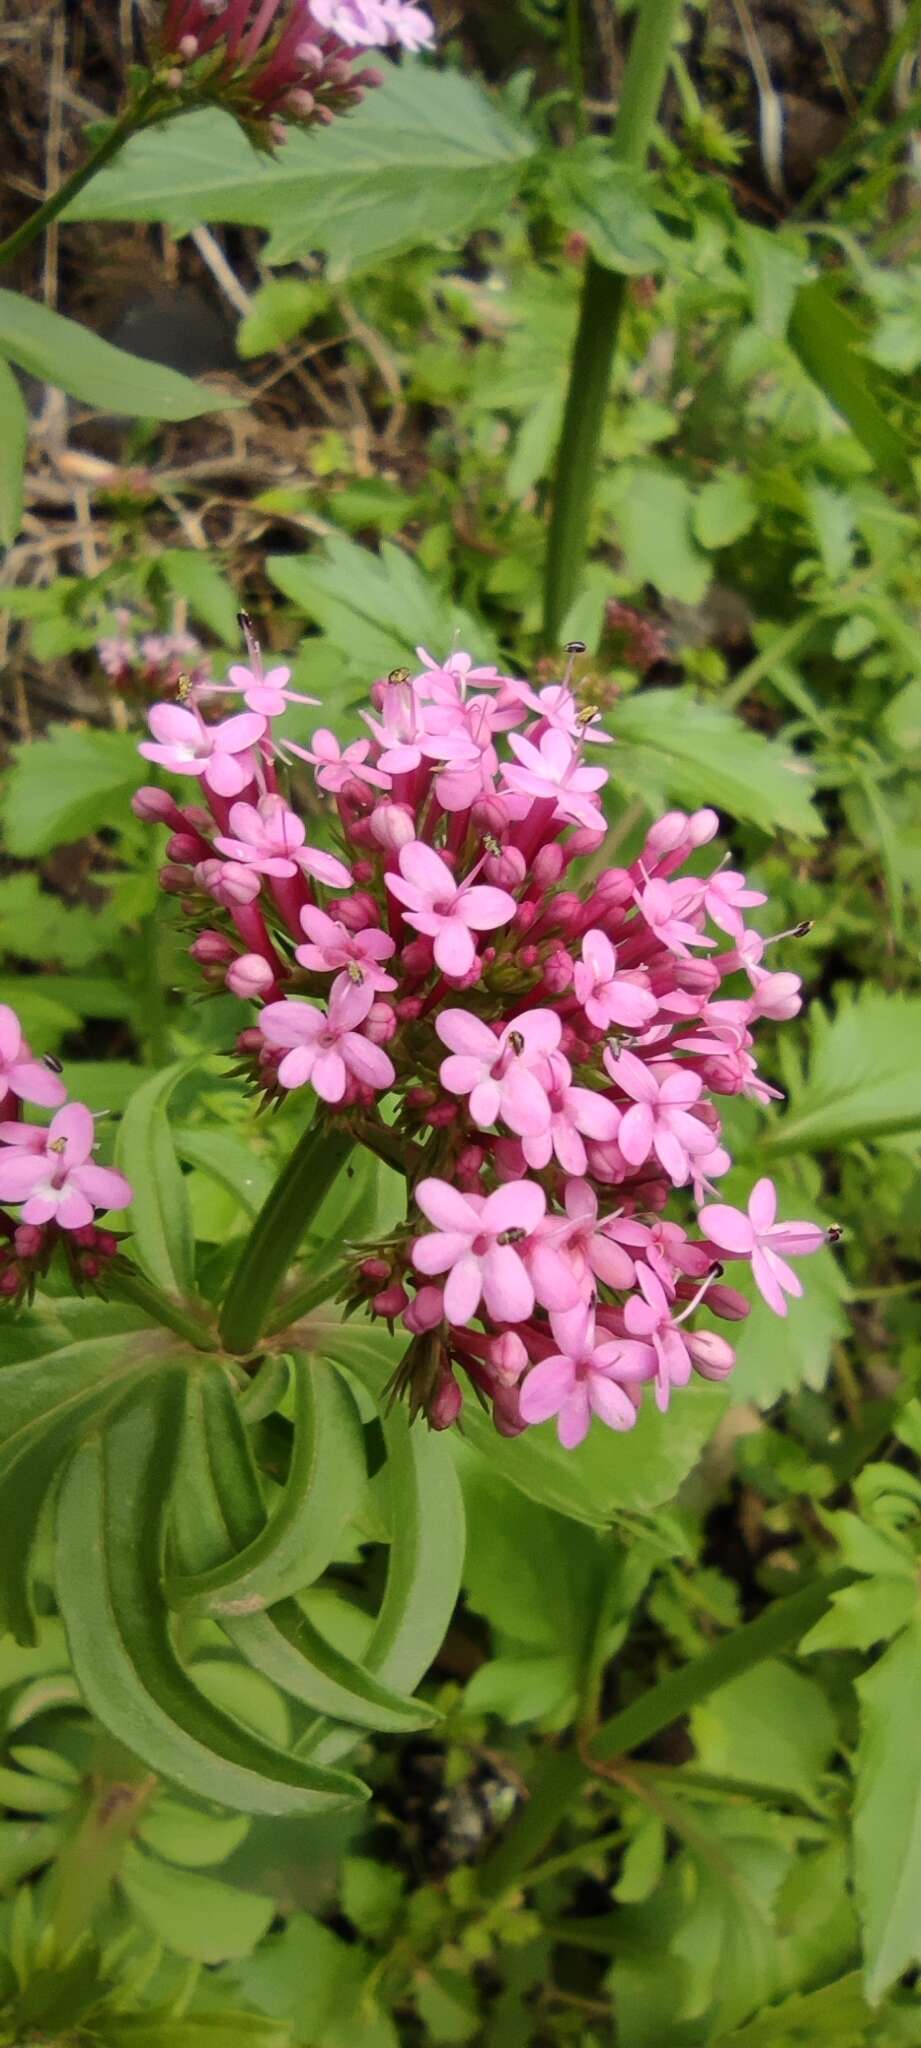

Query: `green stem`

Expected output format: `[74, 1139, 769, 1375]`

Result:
[50, 1757, 156, 1956]
[475, 1567, 850, 1899]
[567, 0, 587, 137]
[542, 0, 684, 643]
[0, 87, 165, 271]
[219, 1118, 355, 1355]
[107, 1267, 220, 1352]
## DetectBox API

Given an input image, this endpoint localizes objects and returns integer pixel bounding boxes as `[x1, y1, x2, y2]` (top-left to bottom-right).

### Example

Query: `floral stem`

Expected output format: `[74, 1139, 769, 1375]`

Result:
[475, 1566, 851, 1899]
[542, 0, 684, 644]
[0, 86, 165, 272]
[106, 1267, 221, 1352]
[219, 1118, 355, 1354]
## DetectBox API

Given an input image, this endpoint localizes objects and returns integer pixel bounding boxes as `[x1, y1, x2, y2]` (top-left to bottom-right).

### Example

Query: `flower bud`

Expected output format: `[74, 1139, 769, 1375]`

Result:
[133, 786, 182, 825]
[190, 930, 237, 966]
[364, 1001, 397, 1045]
[167, 832, 204, 863]
[370, 803, 416, 851]
[404, 1285, 444, 1334]
[195, 858, 261, 907]
[13, 1224, 44, 1258]
[373, 1282, 409, 1319]
[567, 824, 605, 858]
[361, 1257, 392, 1285]
[704, 1284, 751, 1322]
[159, 863, 194, 894]
[0, 1265, 22, 1295]
[335, 892, 380, 931]
[352, 859, 375, 885]
[543, 946, 574, 994]
[485, 845, 526, 889]
[488, 1332, 529, 1385]
[532, 842, 566, 888]
[226, 953, 276, 999]
[428, 1364, 463, 1430]
[686, 1330, 736, 1379]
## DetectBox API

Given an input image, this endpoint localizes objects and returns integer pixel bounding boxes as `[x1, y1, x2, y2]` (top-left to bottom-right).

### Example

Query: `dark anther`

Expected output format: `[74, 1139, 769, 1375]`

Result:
[565, 640, 587, 654]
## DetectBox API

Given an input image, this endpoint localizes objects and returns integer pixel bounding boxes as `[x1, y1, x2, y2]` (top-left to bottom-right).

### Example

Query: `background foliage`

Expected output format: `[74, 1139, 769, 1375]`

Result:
[1, 0, 921, 2040]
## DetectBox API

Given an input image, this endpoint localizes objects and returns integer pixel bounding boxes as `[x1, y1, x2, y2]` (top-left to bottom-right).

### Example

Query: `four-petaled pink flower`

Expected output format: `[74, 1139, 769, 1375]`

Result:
[411, 1177, 545, 1326]
[620, 1265, 695, 1412]
[0, 1004, 66, 1113]
[518, 1302, 641, 1447]
[288, 729, 390, 793]
[699, 1177, 826, 1317]
[520, 1053, 621, 1177]
[546, 1178, 640, 1294]
[260, 981, 395, 1101]
[633, 878, 715, 958]
[296, 906, 397, 991]
[502, 729, 607, 828]
[386, 844, 515, 978]
[214, 795, 351, 886]
[436, 1008, 559, 1135]
[139, 704, 265, 798]
[0, 1104, 132, 1231]
[603, 1049, 713, 1186]
[225, 661, 319, 719]
[673, 869, 767, 940]
[574, 929, 657, 1033]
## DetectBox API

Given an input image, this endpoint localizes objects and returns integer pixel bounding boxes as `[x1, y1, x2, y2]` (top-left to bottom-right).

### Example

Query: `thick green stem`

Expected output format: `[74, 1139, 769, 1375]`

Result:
[219, 1119, 355, 1355]
[106, 1267, 220, 1352]
[542, 0, 684, 644]
[0, 88, 165, 271]
[50, 1756, 156, 1956]
[475, 1567, 850, 1899]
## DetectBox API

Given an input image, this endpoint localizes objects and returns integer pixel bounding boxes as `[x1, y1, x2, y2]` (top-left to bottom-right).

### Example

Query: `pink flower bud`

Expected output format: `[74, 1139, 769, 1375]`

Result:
[373, 1283, 409, 1319]
[589, 866, 633, 909]
[544, 946, 574, 994]
[689, 808, 720, 846]
[532, 842, 566, 888]
[429, 1366, 463, 1430]
[705, 1284, 751, 1322]
[456, 1144, 486, 1182]
[370, 803, 416, 851]
[513, 899, 538, 933]
[686, 1330, 736, 1379]
[395, 997, 424, 1022]
[492, 1381, 526, 1437]
[364, 1001, 397, 1045]
[519, 944, 540, 971]
[335, 892, 380, 931]
[13, 1224, 44, 1258]
[352, 859, 375, 884]
[643, 811, 689, 858]
[401, 939, 435, 978]
[133, 786, 182, 824]
[0, 1265, 21, 1295]
[548, 891, 581, 933]
[485, 845, 527, 888]
[226, 953, 276, 999]
[567, 824, 605, 858]
[471, 798, 508, 838]
[195, 859, 262, 907]
[403, 1285, 444, 1334]
[190, 930, 237, 965]
[166, 832, 204, 862]
[425, 1101, 459, 1128]
[361, 1257, 392, 1284]
[488, 1332, 529, 1385]
[159, 863, 194, 894]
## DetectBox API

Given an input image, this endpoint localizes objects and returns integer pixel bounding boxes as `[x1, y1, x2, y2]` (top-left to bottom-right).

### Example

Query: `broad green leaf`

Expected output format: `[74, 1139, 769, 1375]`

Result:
[610, 689, 822, 838]
[728, 1240, 848, 1405]
[172, 1354, 366, 1611]
[551, 146, 671, 275]
[171, 1369, 433, 1734]
[341, 1856, 404, 1941]
[603, 466, 710, 604]
[693, 472, 758, 550]
[137, 1797, 249, 1868]
[224, 1910, 394, 2048]
[65, 66, 535, 271]
[55, 1375, 367, 1816]
[119, 1843, 273, 1962]
[691, 1659, 837, 1803]
[0, 289, 230, 420]
[854, 1615, 921, 2001]
[788, 281, 915, 493]
[157, 549, 240, 646]
[237, 278, 331, 358]
[174, 1127, 275, 1219]
[0, 724, 143, 857]
[736, 221, 807, 340]
[267, 534, 496, 677]
[765, 991, 921, 1153]
[0, 355, 26, 548]
[801, 1576, 918, 1655]
[711, 1971, 875, 2046]
[115, 1062, 196, 1300]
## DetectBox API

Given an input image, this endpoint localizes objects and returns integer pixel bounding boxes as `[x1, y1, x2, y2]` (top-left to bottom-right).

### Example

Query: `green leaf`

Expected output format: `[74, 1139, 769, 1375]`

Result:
[736, 222, 807, 341]
[115, 1062, 196, 1300]
[55, 1375, 368, 1816]
[137, 1797, 249, 1869]
[551, 146, 671, 275]
[691, 1659, 837, 1803]
[171, 1355, 366, 1612]
[603, 466, 710, 604]
[0, 1764, 74, 1814]
[267, 534, 496, 677]
[174, 1128, 275, 1219]
[100, 2015, 291, 2047]
[610, 688, 822, 837]
[0, 724, 144, 857]
[711, 1972, 875, 2046]
[341, 1856, 404, 1941]
[788, 281, 915, 493]
[0, 289, 231, 420]
[693, 472, 758, 550]
[803, 481, 856, 579]
[854, 1615, 921, 2001]
[157, 549, 240, 646]
[0, 355, 26, 548]
[65, 67, 535, 272]
[765, 990, 921, 1153]
[119, 1843, 273, 1962]
[237, 278, 331, 358]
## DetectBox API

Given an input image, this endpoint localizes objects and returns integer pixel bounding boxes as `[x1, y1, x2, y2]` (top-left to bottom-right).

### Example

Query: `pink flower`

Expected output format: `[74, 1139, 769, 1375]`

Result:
[603, 1048, 713, 1186]
[139, 704, 265, 798]
[521, 1053, 621, 1177]
[518, 1302, 641, 1447]
[633, 878, 715, 959]
[546, 1178, 640, 1293]
[435, 1008, 559, 1136]
[379, 0, 435, 50]
[699, 1177, 826, 1317]
[674, 868, 767, 940]
[0, 1005, 67, 1112]
[621, 1265, 695, 1412]
[573, 929, 658, 1033]
[225, 661, 318, 719]
[260, 980, 395, 1101]
[296, 906, 396, 991]
[363, 680, 477, 778]
[0, 1104, 132, 1230]
[289, 729, 390, 794]
[501, 729, 608, 828]
[214, 795, 351, 885]
[385, 844, 515, 978]
[411, 1177, 545, 1326]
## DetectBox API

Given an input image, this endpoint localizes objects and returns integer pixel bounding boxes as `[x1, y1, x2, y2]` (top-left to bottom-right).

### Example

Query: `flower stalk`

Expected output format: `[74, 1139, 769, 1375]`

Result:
[218, 1117, 355, 1353]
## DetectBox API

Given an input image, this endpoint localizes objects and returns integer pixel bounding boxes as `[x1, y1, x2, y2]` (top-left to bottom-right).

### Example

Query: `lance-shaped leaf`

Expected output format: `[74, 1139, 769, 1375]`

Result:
[170, 1369, 434, 1733]
[854, 1613, 921, 2002]
[115, 1062, 196, 1299]
[0, 289, 232, 420]
[55, 1373, 367, 1817]
[170, 1354, 365, 1612]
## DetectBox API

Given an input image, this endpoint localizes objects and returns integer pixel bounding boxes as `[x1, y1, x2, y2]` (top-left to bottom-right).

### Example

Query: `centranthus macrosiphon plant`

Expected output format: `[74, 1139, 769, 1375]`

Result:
[117, 621, 834, 1448]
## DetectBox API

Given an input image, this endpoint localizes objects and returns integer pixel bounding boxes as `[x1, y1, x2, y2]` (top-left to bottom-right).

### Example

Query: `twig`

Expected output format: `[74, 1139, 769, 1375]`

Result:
[191, 225, 254, 320]
[44, 12, 67, 310]
[730, 0, 786, 201]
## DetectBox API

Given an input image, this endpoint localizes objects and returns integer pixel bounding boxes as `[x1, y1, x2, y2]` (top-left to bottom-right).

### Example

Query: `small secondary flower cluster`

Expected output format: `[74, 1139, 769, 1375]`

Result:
[135, 624, 833, 1445]
[98, 612, 213, 700]
[158, 0, 433, 139]
[0, 1007, 132, 1302]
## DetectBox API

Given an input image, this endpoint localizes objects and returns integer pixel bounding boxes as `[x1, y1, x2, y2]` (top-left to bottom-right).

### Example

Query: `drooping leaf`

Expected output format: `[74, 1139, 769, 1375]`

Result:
[854, 1615, 921, 2001]
[267, 534, 496, 677]
[788, 281, 915, 492]
[0, 725, 144, 858]
[765, 990, 921, 1153]
[64, 66, 536, 271]
[55, 1374, 368, 1816]
[0, 355, 27, 549]
[119, 1843, 274, 1962]
[610, 689, 822, 838]
[0, 289, 231, 419]
[115, 1062, 197, 1300]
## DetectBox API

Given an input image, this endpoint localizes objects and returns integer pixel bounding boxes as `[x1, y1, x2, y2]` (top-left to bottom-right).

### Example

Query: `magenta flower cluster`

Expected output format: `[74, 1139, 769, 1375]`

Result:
[159, 0, 433, 136]
[134, 633, 831, 1445]
[0, 1007, 132, 1300]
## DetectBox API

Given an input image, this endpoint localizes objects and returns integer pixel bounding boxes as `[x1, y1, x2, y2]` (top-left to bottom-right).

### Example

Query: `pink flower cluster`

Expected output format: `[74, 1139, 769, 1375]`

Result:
[98, 610, 214, 700]
[134, 626, 833, 1444]
[0, 1006, 132, 1301]
[159, 0, 433, 138]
